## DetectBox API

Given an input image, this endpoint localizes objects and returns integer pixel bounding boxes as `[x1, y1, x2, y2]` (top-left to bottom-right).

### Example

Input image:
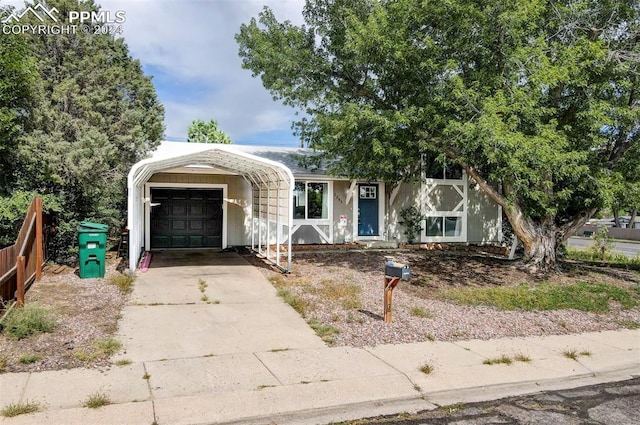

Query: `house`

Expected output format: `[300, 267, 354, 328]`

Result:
[127, 141, 503, 272]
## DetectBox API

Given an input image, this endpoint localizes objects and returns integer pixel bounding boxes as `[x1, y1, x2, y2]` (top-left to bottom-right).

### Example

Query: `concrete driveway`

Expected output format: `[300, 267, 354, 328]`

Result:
[115, 250, 325, 363]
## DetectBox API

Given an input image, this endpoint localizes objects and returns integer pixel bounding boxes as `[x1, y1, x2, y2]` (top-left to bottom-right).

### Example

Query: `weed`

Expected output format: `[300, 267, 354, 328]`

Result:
[483, 355, 513, 365]
[198, 279, 208, 292]
[109, 272, 135, 294]
[115, 359, 132, 366]
[0, 355, 7, 372]
[413, 384, 422, 392]
[83, 391, 111, 408]
[562, 349, 590, 360]
[425, 333, 436, 342]
[2, 304, 56, 340]
[444, 403, 466, 414]
[19, 354, 40, 364]
[75, 337, 122, 362]
[441, 281, 640, 313]
[268, 275, 287, 288]
[419, 363, 434, 375]
[95, 338, 122, 356]
[257, 385, 275, 390]
[201, 295, 209, 302]
[1, 401, 41, 417]
[142, 373, 150, 380]
[409, 306, 432, 318]
[277, 288, 308, 317]
[514, 353, 532, 363]
[307, 318, 340, 343]
[213, 299, 221, 304]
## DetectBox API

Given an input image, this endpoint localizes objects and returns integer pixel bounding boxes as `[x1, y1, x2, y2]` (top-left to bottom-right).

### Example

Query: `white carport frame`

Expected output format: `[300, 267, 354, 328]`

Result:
[127, 144, 294, 273]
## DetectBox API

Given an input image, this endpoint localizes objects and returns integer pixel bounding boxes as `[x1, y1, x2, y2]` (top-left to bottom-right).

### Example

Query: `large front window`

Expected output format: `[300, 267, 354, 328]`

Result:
[293, 182, 329, 220]
[425, 216, 462, 237]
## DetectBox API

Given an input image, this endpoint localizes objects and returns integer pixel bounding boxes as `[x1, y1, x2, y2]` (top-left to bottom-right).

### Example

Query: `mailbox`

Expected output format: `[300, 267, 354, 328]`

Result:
[385, 262, 410, 280]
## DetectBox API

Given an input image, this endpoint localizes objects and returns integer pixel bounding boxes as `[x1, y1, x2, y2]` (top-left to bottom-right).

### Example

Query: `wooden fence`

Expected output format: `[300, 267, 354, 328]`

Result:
[0, 197, 44, 307]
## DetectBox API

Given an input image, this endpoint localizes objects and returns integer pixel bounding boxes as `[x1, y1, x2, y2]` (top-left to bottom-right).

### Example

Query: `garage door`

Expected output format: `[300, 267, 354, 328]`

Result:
[150, 188, 223, 248]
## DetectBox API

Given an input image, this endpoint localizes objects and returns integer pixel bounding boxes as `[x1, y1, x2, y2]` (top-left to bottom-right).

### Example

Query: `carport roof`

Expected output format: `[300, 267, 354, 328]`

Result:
[129, 142, 299, 187]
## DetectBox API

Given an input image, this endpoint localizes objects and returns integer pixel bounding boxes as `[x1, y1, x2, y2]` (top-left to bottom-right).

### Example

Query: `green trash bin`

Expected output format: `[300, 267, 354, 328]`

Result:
[78, 221, 109, 278]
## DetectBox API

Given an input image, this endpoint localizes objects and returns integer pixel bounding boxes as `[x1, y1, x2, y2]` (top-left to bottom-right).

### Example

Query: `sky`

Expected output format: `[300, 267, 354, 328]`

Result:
[4, 0, 306, 146]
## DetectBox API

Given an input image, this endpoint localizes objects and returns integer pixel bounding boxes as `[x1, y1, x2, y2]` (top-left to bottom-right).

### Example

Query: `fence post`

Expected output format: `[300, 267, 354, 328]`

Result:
[17, 256, 25, 307]
[35, 197, 43, 280]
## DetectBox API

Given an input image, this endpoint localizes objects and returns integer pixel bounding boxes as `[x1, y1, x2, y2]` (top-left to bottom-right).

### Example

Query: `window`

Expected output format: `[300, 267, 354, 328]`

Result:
[293, 181, 329, 220]
[359, 186, 377, 199]
[425, 216, 462, 237]
[424, 162, 463, 180]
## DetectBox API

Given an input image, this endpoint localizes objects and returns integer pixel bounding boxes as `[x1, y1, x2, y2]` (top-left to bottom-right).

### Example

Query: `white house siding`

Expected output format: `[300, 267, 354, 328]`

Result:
[467, 181, 502, 244]
[147, 172, 252, 246]
[332, 180, 354, 243]
[387, 181, 420, 243]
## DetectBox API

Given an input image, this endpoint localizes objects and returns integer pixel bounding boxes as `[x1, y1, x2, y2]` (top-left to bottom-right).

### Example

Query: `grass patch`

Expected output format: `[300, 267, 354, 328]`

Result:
[319, 280, 362, 310]
[514, 353, 532, 363]
[277, 288, 308, 317]
[83, 391, 111, 408]
[75, 337, 122, 362]
[440, 281, 639, 312]
[0, 355, 7, 372]
[115, 359, 132, 366]
[409, 306, 432, 318]
[1, 304, 56, 340]
[616, 320, 640, 329]
[19, 354, 40, 364]
[109, 272, 135, 294]
[307, 318, 340, 343]
[483, 355, 513, 365]
[419, 363, 434, 375]
[1, 401, 41, 417]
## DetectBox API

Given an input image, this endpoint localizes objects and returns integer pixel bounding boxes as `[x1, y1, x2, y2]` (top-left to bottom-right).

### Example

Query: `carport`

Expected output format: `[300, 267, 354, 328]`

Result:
[127, 143, 295, 273]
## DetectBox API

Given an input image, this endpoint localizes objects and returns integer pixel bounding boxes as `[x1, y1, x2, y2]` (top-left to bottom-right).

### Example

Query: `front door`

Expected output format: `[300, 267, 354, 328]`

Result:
[358, 184, 379, 236]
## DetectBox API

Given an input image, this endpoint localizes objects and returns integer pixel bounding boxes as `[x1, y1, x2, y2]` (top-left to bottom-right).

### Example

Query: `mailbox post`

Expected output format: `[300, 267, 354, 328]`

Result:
[383, 258, 410, 323]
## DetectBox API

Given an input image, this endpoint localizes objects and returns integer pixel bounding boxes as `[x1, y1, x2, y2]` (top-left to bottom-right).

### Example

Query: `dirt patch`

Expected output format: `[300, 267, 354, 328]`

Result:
[0, 256, 128, 373]
[246, 250, 640, 346]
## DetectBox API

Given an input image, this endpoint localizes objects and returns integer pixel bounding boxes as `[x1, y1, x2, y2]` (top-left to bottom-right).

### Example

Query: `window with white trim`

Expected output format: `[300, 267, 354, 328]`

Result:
[293, 181, 329, 220]
[425, 216, 462, 237]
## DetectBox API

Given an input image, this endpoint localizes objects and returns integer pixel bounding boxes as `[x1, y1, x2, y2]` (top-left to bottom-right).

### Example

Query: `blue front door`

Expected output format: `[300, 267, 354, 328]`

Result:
[358, 184, 379, 236]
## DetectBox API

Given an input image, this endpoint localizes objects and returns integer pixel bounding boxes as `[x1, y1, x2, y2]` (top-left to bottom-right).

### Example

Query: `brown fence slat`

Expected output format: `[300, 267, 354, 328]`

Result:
[0, 198, 44, 305]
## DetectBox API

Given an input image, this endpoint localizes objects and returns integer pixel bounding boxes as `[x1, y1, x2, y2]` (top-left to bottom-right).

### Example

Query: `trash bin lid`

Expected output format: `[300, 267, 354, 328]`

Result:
[78, 221, 109, 232]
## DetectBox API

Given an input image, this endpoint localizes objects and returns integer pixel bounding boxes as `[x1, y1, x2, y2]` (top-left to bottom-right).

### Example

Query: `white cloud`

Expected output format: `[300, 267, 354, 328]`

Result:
[4, 0, 307, 144]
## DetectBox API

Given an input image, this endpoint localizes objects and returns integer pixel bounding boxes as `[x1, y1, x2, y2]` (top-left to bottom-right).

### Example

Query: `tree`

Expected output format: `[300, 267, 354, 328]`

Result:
[187, 119, 231, 143]
[2, 0, 165, 258]
[0, 13, 37, 194]
[237, 0, 640, 273]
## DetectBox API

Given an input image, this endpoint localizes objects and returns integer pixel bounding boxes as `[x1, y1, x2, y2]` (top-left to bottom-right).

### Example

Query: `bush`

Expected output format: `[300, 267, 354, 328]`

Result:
[1, 304, 56, 340]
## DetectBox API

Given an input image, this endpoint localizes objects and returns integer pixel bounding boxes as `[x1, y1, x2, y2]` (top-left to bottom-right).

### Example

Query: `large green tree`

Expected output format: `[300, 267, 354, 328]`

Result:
[0, 17, 36, 194]
[237, 0, 639, 273]
[1, 0, 164, 257]
[187, 118, 232, 143]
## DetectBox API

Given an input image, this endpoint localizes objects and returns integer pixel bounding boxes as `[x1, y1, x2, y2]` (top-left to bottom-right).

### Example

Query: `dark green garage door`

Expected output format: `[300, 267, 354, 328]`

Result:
[150, 188, 223, 248]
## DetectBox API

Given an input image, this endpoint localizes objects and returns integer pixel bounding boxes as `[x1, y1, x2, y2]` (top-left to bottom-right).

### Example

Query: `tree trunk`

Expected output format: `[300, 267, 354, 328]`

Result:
[613, 210, 620, 227]
[630, 208, 637, 229]
[514, 222, 560, 274]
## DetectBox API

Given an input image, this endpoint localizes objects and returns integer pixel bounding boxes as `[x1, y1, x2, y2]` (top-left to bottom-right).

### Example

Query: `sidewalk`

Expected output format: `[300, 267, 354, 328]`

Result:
[1, 251, 638, 425]
[1, 329, 638, 425]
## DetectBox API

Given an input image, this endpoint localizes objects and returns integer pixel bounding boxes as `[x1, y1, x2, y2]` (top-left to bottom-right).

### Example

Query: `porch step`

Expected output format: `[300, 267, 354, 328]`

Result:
[362, 241, 399, 249]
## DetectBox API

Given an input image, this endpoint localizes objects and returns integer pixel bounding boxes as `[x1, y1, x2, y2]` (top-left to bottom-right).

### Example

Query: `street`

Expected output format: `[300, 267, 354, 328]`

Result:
[567, 237, 640, 259]
[333, 377, 640, 425]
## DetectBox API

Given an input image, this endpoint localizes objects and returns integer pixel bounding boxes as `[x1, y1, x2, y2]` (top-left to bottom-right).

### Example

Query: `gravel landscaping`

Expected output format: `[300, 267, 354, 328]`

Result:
[1, 248, 638, 373]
